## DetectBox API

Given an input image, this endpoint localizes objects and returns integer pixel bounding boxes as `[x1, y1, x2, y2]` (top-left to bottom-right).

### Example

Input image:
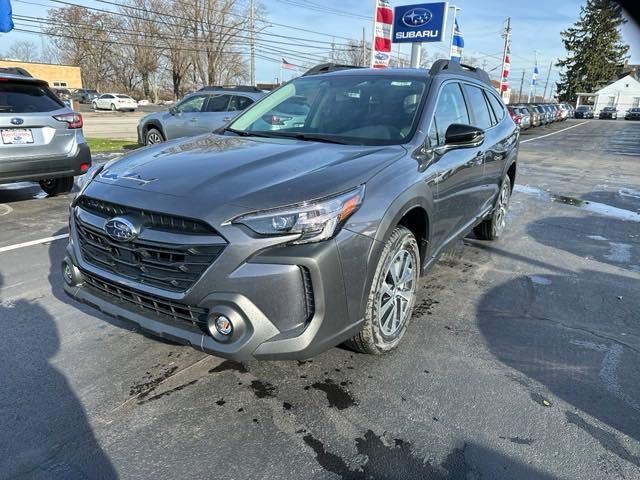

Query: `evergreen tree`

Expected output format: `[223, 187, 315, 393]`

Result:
[556, 0, 629, 102]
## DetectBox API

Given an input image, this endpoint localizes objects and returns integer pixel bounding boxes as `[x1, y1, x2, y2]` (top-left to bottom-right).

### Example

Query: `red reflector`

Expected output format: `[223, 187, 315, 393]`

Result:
[80, 163, 89, 173]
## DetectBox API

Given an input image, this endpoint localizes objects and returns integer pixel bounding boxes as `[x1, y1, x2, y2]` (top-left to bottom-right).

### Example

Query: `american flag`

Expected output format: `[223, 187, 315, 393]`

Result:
[281, 58, 296, 70]
[372, 0, 393, 68]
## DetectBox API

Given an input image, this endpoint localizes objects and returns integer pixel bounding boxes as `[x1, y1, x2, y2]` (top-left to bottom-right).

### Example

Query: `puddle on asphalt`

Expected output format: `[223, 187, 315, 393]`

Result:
[514, 185, 640, 222]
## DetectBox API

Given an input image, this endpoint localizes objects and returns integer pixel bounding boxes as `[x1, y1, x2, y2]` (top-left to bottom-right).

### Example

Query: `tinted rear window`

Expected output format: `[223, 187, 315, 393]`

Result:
[116, 95, 131, 99]
[0, 82, 64, 113]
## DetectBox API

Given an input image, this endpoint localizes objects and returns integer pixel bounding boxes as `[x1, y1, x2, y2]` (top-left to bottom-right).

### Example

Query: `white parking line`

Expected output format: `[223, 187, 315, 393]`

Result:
[520, 121, 591, 144]
[0, 234, 69, 253]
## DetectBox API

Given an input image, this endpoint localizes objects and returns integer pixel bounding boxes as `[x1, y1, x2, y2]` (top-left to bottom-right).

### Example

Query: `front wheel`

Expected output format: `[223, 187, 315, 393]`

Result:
[145, 128, 164, 145]
[474, 175, 512, 241]
[39, 177, 74, 196]
[346, 226, 420, 355]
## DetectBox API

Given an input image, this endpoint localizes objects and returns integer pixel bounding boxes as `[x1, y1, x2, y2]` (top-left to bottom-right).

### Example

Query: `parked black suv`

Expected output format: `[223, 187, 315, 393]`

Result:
[63, 61, 518, 360]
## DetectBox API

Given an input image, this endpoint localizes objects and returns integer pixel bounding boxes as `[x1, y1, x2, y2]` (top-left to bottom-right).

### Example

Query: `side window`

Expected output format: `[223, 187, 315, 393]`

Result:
[229, 95, 254, 112]
[432, 82, 470, 145]
[101, 94, 113, 99]
[486, 92, 505, 122]
[464, 85, 493, 129]
[175, 95, 207, 114]
[205, 94, 232, 112]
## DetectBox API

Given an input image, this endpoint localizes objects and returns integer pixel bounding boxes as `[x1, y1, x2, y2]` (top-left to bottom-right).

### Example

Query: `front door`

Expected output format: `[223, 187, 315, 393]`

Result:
[198, 94, 233, 132]
[163, 94, 209, 140]
[426, 82, 486, 250]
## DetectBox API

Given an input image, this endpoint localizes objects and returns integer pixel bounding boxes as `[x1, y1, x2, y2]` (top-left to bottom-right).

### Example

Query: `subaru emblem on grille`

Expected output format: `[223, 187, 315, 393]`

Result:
[104, 217, 138, 242]
[10, 117, 24, 126]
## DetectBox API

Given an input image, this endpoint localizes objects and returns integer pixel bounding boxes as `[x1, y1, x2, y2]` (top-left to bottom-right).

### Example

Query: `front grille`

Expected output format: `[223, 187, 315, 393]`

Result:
[81, 269, 208, 330]
[76, 220, 224, 292]
[77, 196, 214, 235]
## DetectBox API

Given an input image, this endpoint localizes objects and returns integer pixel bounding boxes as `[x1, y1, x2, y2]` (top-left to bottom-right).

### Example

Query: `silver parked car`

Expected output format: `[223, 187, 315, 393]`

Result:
[137, 87, 265, 145]
[0, 72, 91, 195]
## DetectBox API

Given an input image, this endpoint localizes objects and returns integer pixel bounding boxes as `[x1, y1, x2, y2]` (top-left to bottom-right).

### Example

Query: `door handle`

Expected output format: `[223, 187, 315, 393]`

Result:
[189, 118, 197, 122]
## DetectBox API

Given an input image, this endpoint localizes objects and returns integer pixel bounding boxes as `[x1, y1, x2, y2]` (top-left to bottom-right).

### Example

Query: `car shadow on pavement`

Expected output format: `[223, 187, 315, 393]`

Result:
[477, 266, 640, 449]
[0, 271, 117, 479]
[527, 216, 640, 273]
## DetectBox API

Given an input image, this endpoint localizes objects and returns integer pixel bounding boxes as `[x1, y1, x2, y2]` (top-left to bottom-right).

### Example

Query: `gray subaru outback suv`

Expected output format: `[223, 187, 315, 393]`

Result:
[0, 72, 91, 195]
[63, 61, 518, 360]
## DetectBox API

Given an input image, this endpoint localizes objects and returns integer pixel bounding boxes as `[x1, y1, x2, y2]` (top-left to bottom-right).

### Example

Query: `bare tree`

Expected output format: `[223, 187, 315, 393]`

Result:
[45, 6, 118, 91]
[3, 40, 39, 62]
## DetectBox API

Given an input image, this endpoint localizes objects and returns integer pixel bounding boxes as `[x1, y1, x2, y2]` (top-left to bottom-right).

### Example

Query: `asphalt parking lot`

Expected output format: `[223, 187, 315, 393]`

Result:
[1, 119, 639, 479]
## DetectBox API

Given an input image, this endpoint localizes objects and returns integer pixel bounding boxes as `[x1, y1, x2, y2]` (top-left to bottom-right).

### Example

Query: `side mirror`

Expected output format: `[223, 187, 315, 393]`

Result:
[444, 124, 485, 149]
[169, 106, 177, 115]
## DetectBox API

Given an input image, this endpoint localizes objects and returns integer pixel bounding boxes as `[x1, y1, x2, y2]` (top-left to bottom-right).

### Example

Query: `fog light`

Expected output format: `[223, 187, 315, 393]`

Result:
[214, 315, 233, 336]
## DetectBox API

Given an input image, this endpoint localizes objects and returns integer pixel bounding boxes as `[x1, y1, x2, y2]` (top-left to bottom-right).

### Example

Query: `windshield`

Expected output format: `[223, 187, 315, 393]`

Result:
[603, 107, 615, 111]
[227, 75, 428, 146]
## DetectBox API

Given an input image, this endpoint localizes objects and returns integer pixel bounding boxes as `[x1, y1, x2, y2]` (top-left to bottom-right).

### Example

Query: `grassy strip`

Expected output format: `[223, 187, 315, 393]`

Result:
[86, 138, 140, 152]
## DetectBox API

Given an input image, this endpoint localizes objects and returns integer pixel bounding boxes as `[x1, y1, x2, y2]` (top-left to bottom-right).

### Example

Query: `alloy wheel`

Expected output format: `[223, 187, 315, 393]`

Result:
[495, 181, 511, 234]
[147, 132, 163, 144]
[377, 248, 415, 337]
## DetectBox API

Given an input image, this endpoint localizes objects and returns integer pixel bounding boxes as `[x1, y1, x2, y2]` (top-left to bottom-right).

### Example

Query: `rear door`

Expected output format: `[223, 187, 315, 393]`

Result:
[0, 80, 76, 162]
[428, 81, 484, 247]
[162, 94, 209, 140]
[198, 94, 233, 132]
[462, 83, 500, 215]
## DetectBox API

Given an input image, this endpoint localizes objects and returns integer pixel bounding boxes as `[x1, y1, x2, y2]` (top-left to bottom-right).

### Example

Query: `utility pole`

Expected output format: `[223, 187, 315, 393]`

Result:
[542, 60, 553, 101]
[331, 37, 335, 63]
[249, 0, 256, 86]
[360, 28, 364, 67]
[518, 71, 525, 103]
[499, 17, 511, 94]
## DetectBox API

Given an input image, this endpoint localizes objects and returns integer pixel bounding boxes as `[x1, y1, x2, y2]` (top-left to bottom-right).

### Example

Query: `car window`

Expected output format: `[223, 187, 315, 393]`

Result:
[0, 83, 64, 113]
[486, 92, 505, 122]
[205, 94, 232, 112]
[116, 95, 131, 99]
[175, 95, 207, 114]
[101, 94, 113, 99]
[464, 85, 493, 129]
[431, 82, 470, 145]
[228, 95, 254, 112]
[229, 75, 427, 146]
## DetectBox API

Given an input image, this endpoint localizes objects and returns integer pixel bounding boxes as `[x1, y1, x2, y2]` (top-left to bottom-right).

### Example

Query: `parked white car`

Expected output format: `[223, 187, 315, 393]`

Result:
[92, 93, 138, 112]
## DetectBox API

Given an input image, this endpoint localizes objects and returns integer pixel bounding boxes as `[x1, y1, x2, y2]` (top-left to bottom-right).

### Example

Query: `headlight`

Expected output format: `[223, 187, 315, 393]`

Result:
[233, 185, 365, 244]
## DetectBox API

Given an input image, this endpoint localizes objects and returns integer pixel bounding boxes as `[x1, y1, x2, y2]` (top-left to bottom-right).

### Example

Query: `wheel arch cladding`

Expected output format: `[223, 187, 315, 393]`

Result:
[397, 206, 429, 263]
[144, 121, 165, 139]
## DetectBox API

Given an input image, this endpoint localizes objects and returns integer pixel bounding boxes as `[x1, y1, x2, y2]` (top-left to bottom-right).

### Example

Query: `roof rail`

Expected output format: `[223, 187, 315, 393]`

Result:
[0, 66, 33, 77]
[428, 59, 491, 86]
[302, 63, 363, 77]
[198, 85, 263, 93]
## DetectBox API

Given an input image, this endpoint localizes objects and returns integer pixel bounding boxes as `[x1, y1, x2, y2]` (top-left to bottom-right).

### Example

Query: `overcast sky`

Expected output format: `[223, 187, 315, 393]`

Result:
[2, 0, 639, 88]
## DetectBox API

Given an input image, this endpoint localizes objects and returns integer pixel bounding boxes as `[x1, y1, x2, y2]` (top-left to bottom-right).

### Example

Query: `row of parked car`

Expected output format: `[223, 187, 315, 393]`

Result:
[506, 103, 574, 130]
[571, 105, 640, 120]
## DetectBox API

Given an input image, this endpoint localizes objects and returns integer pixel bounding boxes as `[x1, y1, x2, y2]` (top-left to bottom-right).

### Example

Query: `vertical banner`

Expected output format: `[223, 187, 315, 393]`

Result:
[0, 0, 14, 33]
[500, 47, 511, 92]
[372, 0, 393, 68]
[450, 19, 463, 63]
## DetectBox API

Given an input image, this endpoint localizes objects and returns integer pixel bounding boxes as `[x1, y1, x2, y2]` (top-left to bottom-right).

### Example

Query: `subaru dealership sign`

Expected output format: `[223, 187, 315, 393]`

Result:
[393, 2, 447, 43]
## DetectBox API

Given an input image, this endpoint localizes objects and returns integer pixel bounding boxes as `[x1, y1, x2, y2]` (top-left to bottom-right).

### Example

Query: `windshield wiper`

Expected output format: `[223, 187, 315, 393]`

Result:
[263, 131, 351, 145]
[222, 127, 276, 139]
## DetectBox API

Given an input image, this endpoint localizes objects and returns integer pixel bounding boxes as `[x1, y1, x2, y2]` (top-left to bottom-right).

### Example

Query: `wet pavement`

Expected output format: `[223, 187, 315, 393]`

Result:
[0, 119, 639, 479]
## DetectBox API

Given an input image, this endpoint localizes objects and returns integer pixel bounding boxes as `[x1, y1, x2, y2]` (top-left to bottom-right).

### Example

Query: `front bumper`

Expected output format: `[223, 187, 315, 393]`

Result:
[62, 197, 369, 360]
[0, 142, 91, 184]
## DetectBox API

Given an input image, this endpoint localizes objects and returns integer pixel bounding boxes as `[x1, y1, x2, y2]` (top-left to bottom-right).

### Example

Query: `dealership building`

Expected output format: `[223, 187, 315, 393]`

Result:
[576, 74, 640, 113]
[0, 59, 82, 89]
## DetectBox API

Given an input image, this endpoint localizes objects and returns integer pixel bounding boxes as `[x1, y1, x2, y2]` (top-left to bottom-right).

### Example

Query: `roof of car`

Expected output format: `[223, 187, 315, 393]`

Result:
[0, 72, 46, 84]
[302, 60, 492, 86]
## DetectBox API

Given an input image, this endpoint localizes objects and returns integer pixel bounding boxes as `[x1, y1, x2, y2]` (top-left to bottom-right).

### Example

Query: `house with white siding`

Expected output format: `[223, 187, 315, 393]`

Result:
[576, 74, 640, 115]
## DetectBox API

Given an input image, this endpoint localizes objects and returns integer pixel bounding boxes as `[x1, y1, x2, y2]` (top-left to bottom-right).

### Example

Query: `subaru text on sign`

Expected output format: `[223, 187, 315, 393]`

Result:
[393, 2, 447, 43]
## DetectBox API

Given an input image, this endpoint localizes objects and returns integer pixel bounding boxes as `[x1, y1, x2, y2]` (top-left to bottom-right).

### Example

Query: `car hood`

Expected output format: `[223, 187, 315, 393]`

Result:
[94, 133, 406, 210]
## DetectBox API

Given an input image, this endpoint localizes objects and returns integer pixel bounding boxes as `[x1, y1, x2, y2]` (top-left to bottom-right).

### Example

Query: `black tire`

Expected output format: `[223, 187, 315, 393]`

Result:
[39, 177, 74, 196]
[346, 226, 420, 355]
[474, 175, 512, 241]
[145, 128, 165, 145]
[110, 103, 116, 111]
